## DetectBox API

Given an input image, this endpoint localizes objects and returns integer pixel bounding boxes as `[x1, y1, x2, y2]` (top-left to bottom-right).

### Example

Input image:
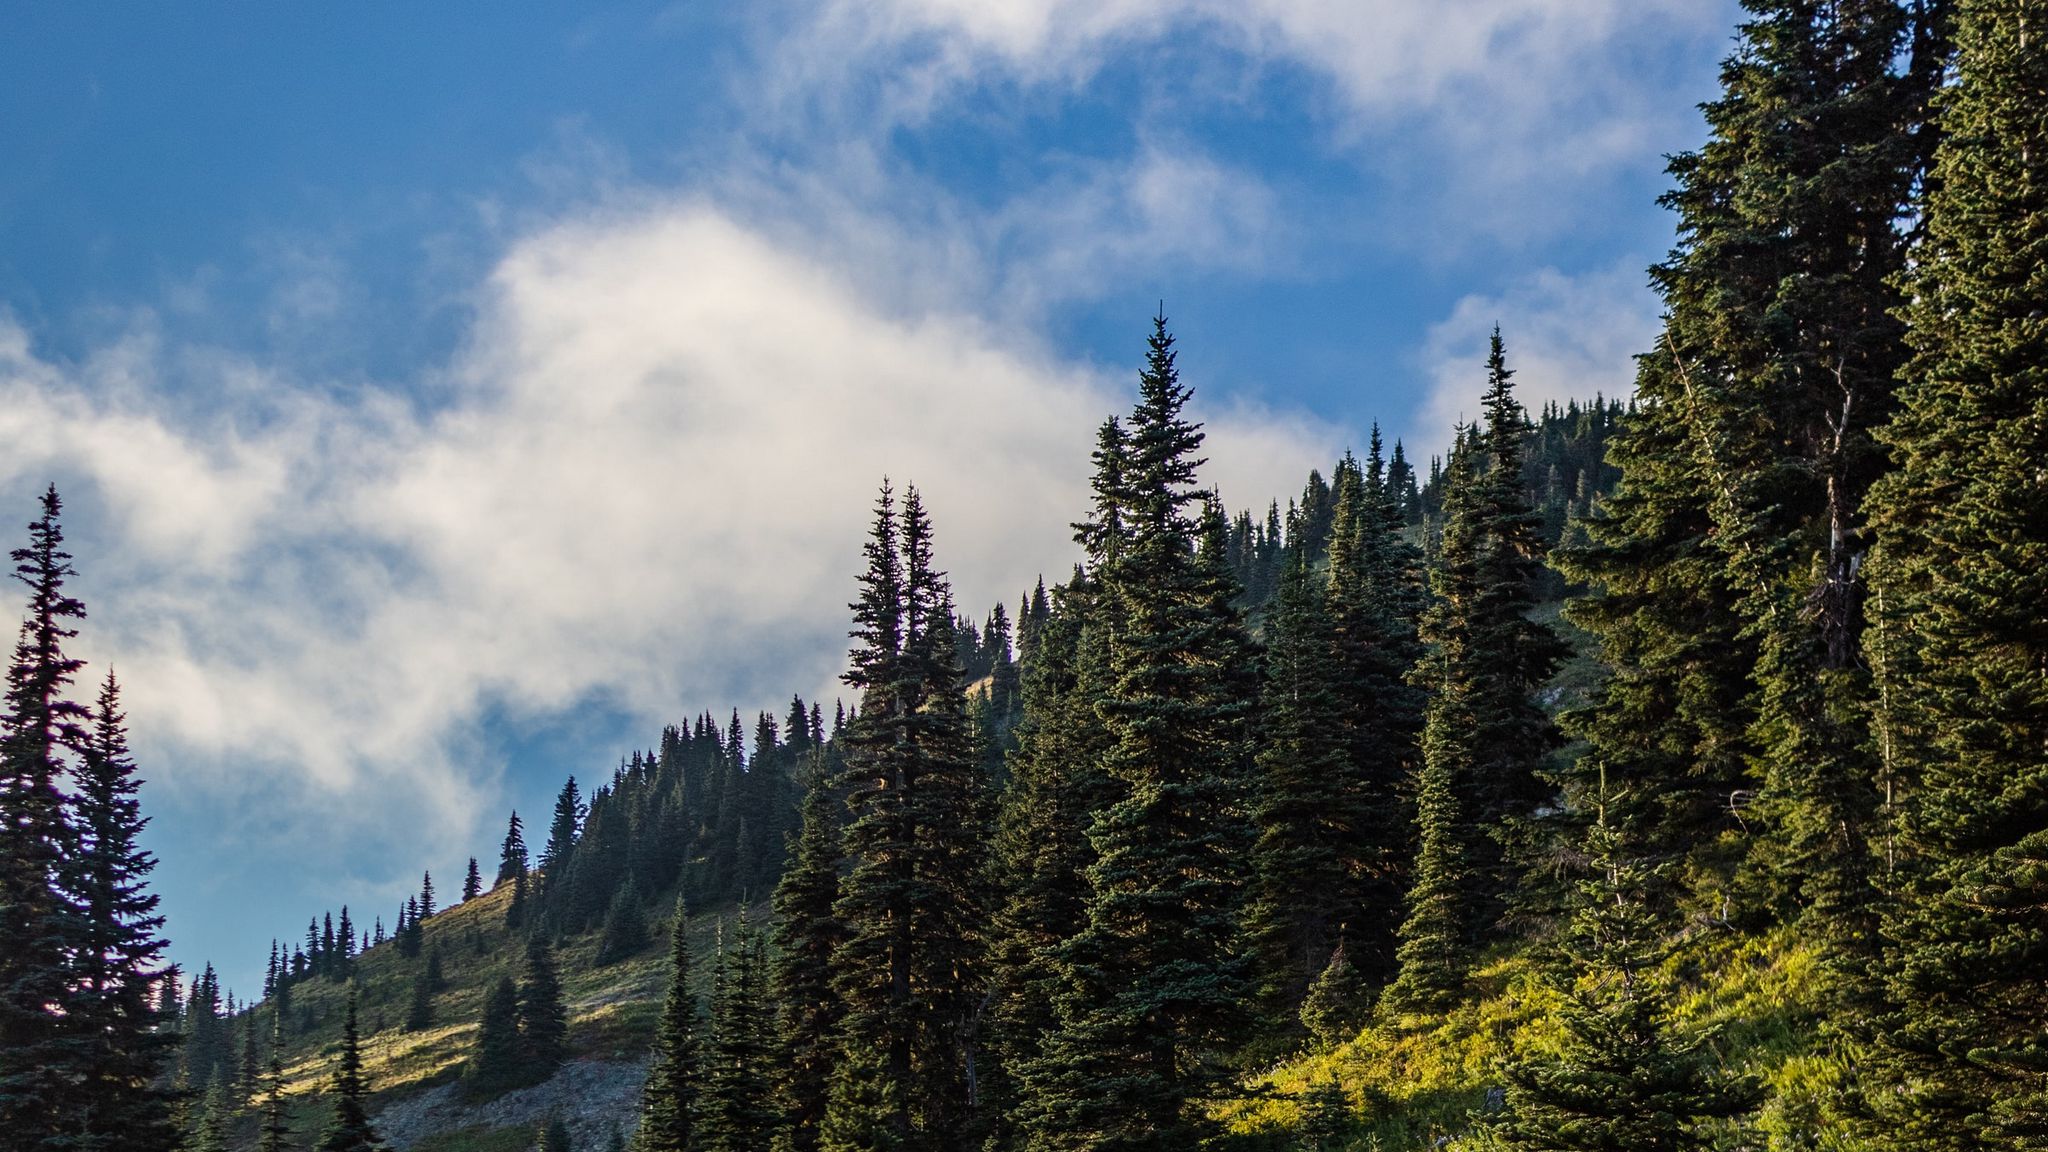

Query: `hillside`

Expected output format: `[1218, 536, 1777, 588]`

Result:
[217, 881, 752, 1151]
[1218, 927, 1834, 1150]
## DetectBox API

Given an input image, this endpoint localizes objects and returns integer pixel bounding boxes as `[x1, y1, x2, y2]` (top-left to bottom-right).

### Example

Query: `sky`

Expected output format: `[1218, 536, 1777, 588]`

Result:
[0, 0, 1739, 996]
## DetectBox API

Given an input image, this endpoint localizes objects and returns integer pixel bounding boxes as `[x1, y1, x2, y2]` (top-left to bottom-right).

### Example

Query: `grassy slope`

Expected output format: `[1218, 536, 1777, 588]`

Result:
[241, 880, 747, 1149]
[1217, 926, 1843, 1150]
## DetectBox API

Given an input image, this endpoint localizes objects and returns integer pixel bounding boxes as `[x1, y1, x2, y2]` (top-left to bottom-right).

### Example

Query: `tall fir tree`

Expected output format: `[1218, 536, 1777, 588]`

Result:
[0, 485, 92, 1147]
[539, 779, 583, 890]
[256, 1017, 292, 1152]
[462, 857, 482, 903]
[1865, 2, 2048, 1146]
[980, 576, 1119, 1151]
[1242, 517, 1361, 1037]
[770, 760, 845, 1152]
[1323, 431, 1426, 983]
[316, 993, 385, 1152]
[635, 899, 702, 1152]
[470, 976, 525, 1094]
[823, 482, 990, 1151]
[700, 915, 778, 1152]
[497, 811, 528, 885]
[1461, 333, 1568, 920]
[1015, 316, 1257, 1152]
[518, 935, 568, 1079]
[67, 669, 181, 1149]
[1559, 0, 1945, 949]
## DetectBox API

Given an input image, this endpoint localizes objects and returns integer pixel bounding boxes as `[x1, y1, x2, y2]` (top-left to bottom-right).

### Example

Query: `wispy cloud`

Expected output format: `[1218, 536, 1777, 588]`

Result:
[768, 0, 1728, 242]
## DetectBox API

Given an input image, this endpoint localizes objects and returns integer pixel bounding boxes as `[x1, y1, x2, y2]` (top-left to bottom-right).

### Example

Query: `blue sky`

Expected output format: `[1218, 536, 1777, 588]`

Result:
[0, 1, 1736, 995]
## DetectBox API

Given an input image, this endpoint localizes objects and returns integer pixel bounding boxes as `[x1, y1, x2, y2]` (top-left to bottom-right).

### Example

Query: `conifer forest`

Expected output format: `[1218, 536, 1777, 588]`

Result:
[4, 2, 2048, 1150]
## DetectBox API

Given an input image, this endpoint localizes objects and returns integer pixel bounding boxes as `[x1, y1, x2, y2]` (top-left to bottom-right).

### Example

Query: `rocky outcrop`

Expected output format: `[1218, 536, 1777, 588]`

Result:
[375, 1058, 649, 1150]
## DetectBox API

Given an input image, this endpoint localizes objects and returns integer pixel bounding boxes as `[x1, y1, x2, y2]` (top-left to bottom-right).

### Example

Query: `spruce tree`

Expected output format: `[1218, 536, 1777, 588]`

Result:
[316, 993, 384, 1152]
[462, 857, 482, 903]
[1865, 2, 2048, 1146]
[67, 668, 181, 1148]
[1560, 0, 1944, 949]
[596, 877, 650, 966]
[1340, 429, 1428, 968]
[418, 871, 435, 920]
[186, 1077, 231, 1152]
[700, 917, 777, 1152]
[540, 779, 583, 889]
[403, 964, 435, 1033]
[1016, 316, 1257, 1152]
[980, 577, 1118, 1151]
[770, 761, 844, 1152]
[498, 811, 528, 885]
[469, 976, 524, 1094]
[635, 899, 702, 1152]
[1405, 338, 1565, 957]
[256, 1017, 292, 1152]
[0, 485, 92, 1147]
[1493, 810, 1755, 1149]
[1298, 940, 1370, 1051]
[1378, 692, 1470, 1019]
[823, 482, 990, 1150]
[1242, 521, 1360, 1036]
[518, 935, 568, 1078]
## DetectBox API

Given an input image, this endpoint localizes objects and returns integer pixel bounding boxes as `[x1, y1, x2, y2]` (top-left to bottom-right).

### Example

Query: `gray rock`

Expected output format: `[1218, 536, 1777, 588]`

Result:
[375, 1058, 650, 1150]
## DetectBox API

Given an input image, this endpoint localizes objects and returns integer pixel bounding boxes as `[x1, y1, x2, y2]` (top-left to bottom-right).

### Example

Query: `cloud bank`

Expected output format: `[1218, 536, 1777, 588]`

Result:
[0, 199, 1336, 869]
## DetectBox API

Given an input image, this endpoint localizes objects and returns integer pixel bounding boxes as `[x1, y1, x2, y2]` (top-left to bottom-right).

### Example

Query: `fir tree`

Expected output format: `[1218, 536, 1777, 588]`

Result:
[469, 976, 525, 1094]
[1560, 0, 1943, 950]
[1016, 315, 1257, 1152]
[1327, 429, 1428, 982]
[185, 1077, 231, 1152]
[1379, 695, 1470, 1018]
[403, 964, 435, 1033]
[256, 1017, 292, 1152]
[418, 871, 435, 920]
[67, 668, 181, 1149]
[518, 935, 568, 1078]
[1492, 810, 1756, 1149]
[540, 779, 583, 888]
[635, 899, 702, 1152]
[700, 916, 777, 1152]
[770, 761, 844, 1152]
[316, 994, 385, 1152]
[1865, 2, 2048, 1146]
[980, 577, 1118, 1151]
[497, 811, 528, 885]
[0, 485, 92, 1146]
[823, 482, 990, 1150]
[1242, 518, 1363, 1037]
[1409, 337, 1566, 953]
[239, 1012, 261, 1101]
[1298, 940, 1370, 1051]
[596, 876, 650, 966]
[462, 857, 482, 903]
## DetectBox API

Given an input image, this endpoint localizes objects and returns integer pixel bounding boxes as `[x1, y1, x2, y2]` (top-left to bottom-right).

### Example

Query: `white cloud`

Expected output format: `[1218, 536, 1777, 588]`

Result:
[777, 0, 1729, 240]
[1413, 259, 1658, 449]
[0, 198, 1335, 871]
